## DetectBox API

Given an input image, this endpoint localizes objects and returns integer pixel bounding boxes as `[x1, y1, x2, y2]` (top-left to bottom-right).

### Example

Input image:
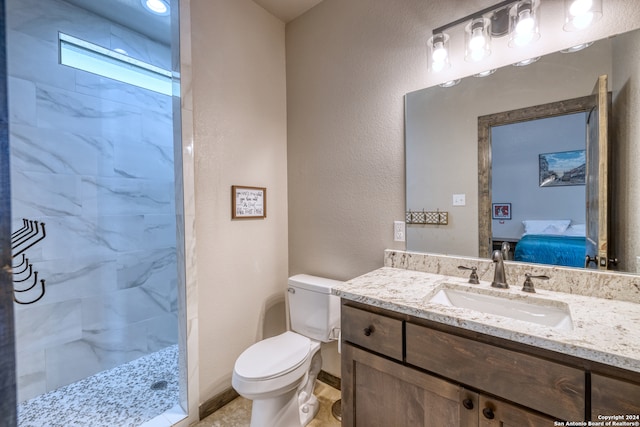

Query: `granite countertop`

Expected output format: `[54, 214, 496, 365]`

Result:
[333, 266, 640, 374]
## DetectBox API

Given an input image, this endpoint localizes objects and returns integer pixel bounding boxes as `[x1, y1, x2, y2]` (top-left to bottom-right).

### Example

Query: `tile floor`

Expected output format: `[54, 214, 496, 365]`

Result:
[17, 345, 180, 427]
[195, 381, 342, 427]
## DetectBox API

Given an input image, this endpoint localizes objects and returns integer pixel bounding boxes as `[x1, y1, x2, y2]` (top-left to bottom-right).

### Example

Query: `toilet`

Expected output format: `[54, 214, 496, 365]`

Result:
[232, 274, 341, 427]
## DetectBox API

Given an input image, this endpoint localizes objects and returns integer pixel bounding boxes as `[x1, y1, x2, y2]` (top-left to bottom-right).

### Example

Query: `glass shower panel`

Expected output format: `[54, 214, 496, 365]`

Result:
[6, 0, 182, 424]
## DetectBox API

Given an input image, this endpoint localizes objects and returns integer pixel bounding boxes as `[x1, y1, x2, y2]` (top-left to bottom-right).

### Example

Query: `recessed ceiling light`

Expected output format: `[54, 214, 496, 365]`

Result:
[141, 0, 170, 16]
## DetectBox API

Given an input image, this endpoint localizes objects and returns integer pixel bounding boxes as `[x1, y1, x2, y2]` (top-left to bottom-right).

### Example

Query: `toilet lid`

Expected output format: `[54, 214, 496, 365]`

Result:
[234, 331, 311, 380]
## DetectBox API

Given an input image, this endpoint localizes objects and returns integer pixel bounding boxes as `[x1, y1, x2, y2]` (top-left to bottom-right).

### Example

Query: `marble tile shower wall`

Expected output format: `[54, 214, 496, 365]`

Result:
[7, 0, 178, 402]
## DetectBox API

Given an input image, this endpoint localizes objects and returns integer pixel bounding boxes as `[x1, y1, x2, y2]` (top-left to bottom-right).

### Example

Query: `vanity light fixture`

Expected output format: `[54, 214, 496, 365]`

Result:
[429, 0, 605, 74]
[141, 0, 170, 16]
[508, 0, 540, 47]
[465, 18, 492, 62]
[429, 0, 543, 73]
[563, 0, 602, 31]
[428, 32, 450, 72]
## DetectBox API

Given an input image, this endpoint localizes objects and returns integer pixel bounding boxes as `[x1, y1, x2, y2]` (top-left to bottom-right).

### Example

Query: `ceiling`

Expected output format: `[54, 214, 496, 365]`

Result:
[64, 0, 171, 44]
[63, 0, 324, 45]
[252, 0, 324, 23]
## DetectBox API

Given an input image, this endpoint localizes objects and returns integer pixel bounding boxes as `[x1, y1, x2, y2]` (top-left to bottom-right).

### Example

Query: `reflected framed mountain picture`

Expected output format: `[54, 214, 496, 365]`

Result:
[539, 150, 586, 187]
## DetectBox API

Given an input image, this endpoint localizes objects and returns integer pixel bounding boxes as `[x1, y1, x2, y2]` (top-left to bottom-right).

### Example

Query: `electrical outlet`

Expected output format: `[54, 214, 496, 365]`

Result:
[453, 194, 466, 206]
[394, 221, 405, 242]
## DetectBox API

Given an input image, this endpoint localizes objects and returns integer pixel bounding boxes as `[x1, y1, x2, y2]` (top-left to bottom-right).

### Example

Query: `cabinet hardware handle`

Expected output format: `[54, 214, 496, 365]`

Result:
[482, 407, 495, 419]
[462, 399, 474, 410]
[363, 326, 375, 336]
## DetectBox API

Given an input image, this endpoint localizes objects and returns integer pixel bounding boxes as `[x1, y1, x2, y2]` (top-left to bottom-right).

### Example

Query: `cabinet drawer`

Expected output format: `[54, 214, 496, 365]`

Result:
[342, 305, 403, 361]
[592, 373, 640, 417]
[406, 323, 585, 421]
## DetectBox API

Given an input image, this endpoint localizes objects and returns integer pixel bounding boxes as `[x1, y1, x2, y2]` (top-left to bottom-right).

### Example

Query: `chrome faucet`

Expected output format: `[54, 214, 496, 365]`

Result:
[501, 241, 511, 261]
[491, 250, 509, 289]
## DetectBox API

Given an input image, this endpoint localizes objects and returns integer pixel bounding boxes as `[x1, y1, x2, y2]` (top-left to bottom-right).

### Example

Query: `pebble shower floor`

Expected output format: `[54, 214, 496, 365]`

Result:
[17, 345, 179, 427]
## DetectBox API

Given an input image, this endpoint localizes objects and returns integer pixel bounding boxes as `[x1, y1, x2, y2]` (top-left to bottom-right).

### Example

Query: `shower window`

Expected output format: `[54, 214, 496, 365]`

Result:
[58, 32, 172, 95]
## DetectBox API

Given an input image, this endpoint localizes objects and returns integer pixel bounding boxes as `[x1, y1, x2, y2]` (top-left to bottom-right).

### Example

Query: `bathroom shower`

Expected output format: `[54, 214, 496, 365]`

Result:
[6, 0, 184, 424]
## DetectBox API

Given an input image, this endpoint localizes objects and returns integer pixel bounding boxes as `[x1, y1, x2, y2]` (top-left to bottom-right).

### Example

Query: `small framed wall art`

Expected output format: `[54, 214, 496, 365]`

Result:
[492, 203, 511, 220]
[232, 185, 266, 219]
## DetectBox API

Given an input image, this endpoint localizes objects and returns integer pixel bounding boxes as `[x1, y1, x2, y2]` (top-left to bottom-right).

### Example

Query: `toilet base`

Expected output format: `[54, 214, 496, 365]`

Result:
[298, 348, 322, 425]
[250, 387, 302, 427]
[299, 393, 319, 426]
[237, 338, 324, 427]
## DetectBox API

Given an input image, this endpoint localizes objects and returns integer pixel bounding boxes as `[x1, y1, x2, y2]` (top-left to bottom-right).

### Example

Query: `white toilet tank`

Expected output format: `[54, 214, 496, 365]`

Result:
[288, 274, 341, 342]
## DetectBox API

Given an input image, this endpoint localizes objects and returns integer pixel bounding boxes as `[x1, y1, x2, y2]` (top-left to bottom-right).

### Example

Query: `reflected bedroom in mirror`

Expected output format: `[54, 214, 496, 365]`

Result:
[405, 27, 640, 274]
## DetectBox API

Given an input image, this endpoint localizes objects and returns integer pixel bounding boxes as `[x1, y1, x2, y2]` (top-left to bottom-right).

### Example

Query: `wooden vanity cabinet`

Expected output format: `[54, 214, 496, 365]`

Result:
[341, 303, 564, 426]
[341, 304, 403, 361]
[342, 341, 553, 427]
[591, 373, 640, 418]
[405, 323, 584, 421]
[477, 395, 558, 427]
[343, 343, 478, 427]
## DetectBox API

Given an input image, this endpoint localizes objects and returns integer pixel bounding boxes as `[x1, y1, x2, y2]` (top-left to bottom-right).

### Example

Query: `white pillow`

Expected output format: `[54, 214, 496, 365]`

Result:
[522, 220, 571, 235]
[565, 223, 586, 236]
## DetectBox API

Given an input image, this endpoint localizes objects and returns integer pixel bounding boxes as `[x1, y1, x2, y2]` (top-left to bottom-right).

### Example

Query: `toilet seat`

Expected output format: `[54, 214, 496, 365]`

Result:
[234, 331, 311, 381]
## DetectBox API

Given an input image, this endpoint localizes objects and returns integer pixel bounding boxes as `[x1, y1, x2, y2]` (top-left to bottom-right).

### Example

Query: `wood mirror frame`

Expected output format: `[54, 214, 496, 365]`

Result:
[477, 94, 598, 259]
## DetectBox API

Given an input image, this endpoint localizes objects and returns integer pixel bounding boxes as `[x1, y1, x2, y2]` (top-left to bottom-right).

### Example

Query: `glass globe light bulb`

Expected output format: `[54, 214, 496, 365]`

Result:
[515, 9, 534, 34]
[569, 0, 593, 17]
[432, 42, 447, 63]
[469, 28, 486, 50]
[572, 11, 594, 29]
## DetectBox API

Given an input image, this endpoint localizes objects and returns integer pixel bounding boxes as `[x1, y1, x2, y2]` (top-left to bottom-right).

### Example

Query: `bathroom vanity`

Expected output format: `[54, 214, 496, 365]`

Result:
[334, 252, 640, 426]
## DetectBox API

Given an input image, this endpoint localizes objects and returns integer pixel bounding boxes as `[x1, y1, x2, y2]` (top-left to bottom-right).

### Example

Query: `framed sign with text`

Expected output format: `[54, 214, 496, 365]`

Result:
[232, 185, 266, 219]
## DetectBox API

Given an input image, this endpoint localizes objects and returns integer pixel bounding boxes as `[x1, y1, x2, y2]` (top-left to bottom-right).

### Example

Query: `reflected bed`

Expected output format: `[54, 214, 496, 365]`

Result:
[514, 234, 586, 268]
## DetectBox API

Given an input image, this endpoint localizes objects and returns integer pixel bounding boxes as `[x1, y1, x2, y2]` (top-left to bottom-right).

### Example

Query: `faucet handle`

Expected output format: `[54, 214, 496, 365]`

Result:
[522, 273, 549, 293]
[500, 241, 511, 261]
[458, 265, 479, 284]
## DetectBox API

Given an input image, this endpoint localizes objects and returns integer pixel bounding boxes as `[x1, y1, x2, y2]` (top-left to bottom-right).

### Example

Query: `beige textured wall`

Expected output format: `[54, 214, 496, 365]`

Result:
[285, 0, 640, 380]
[186, 0, 640, 409]
[286, 0, 640, 282]
[190, 0, 288, 402]
[286, 1, 420, 282]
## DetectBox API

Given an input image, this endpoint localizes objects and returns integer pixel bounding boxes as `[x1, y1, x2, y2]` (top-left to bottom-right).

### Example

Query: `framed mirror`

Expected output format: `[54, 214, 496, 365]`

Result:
[405, 28, 640, 274]
[477, 89, 609, 269]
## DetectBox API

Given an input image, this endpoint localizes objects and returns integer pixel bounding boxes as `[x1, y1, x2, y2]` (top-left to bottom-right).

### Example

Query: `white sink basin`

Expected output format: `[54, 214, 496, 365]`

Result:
[428, 285, 573, 331]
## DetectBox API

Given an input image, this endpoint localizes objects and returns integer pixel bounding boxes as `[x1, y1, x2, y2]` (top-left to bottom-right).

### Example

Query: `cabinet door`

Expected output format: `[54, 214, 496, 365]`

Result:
[478, 395, 557, 427]
[342, 343, 478, 427]
[591, 373, 640, 418]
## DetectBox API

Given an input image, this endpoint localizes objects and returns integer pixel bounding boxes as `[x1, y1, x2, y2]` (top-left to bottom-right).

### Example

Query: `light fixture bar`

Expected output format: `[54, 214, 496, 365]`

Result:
[432, 0, 520, 35]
